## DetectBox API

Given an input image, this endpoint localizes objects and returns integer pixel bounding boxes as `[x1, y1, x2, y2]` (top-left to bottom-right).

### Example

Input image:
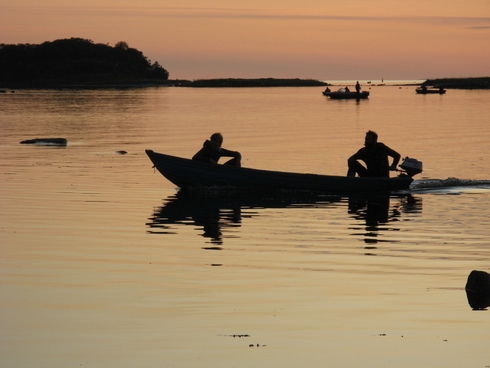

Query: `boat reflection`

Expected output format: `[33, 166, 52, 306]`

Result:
[147, 192, 422, 246]
[348, 194, 422, 247]
[147, 194, 241, 246]
[147, 192, 343, 245]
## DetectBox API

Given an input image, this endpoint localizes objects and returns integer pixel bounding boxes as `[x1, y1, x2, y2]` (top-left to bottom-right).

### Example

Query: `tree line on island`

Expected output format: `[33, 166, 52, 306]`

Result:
[422, 77, 490, 90]
[0, 38, 169, 87]
[0, 38, 488, 89]
[0, 38, 327, 88]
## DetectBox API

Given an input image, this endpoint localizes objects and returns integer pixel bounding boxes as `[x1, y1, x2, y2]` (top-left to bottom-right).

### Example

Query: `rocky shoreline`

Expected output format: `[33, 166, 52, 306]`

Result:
[2, 77, 489, 90]
[181, 78, 327, 87]
[422, 77, 490, 89]
[1, 78, 326, 89]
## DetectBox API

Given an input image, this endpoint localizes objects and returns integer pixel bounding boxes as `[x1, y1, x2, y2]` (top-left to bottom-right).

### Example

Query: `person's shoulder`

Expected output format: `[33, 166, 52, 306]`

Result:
[376, 142, 397, 153]
[353, 146, 366, 156]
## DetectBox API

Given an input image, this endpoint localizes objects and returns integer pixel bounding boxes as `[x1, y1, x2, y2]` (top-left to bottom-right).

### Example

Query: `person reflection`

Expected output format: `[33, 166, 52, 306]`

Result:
[348, 195, 422, 250]
[192, 206, 222, 245]
[348, 195, 392, 246]
[148, 195, 242, 246]
[194, 206, 241, 246]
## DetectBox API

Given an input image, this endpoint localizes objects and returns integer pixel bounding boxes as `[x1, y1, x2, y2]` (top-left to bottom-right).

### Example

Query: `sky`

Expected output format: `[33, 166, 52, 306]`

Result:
[1, 0, 489, 81]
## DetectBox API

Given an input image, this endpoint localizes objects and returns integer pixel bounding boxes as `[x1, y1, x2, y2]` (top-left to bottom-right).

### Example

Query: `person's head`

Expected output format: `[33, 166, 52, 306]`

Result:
[364, 130, 378, 147]
[210, 133, 223, 148]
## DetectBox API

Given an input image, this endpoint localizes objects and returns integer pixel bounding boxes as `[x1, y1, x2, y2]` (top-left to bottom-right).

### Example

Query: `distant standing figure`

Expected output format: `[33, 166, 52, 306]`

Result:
[347, 131, 401, 177]
[355, 81, 361, 93]
[192, 132, 242, 167]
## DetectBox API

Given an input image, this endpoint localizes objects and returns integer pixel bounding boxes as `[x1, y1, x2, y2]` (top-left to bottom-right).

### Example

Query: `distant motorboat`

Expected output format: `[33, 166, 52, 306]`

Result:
[416, 87, 446, 94]
[322, 88, 370, 100]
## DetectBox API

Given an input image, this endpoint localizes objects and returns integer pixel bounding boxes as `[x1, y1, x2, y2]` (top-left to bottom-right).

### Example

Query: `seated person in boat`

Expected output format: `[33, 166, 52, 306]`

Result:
[347, 130, 400, 177]
[192, 133, 242, 167]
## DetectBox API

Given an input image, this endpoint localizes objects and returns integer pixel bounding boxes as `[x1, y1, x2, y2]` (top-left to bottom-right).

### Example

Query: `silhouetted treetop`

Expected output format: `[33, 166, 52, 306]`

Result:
[0, 38, 169, 87]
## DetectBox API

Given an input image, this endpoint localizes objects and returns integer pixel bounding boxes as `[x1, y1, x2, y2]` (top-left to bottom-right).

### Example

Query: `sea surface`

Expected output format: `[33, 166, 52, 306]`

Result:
[1, 83, 490, 368]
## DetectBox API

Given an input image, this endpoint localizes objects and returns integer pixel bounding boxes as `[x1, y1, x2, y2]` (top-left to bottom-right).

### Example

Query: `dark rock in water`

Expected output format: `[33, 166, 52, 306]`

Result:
[116, 150, 128, 154]
[465, 270, 490, 310]
[20, 138, 67, 146]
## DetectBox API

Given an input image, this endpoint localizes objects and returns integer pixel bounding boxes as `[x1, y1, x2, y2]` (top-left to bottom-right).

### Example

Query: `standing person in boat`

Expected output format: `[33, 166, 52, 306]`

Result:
[355, 81, 361, 93]
[192, 132, 242, 167]
[347, 130, 401, 177]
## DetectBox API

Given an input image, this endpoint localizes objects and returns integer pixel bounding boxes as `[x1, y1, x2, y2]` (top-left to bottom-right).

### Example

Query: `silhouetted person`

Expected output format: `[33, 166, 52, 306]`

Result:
[344, 86, 350, 92]
[355, 81, 361, 93]
[347, 130, 401, 177]
[192, 133, 241, 167]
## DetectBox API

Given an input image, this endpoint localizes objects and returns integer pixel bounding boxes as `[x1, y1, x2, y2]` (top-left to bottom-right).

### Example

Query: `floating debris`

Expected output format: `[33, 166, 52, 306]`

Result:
[20, 138, 67, 146]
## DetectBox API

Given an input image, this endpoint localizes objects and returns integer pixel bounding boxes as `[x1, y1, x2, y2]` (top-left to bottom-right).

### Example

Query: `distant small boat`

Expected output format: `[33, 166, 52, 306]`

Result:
[322, 89, 369, 100]
[416, 87, 446, 94]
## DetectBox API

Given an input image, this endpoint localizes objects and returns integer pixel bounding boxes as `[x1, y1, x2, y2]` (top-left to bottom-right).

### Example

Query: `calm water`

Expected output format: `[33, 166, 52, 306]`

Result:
[1, 85, 490, 368]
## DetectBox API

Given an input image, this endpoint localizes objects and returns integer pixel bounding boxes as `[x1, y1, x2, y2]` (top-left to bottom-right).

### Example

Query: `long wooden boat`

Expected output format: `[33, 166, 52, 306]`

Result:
[322, 90, 369, 99]
[416, 87, 446, 94]
[145, 150, 413, 194]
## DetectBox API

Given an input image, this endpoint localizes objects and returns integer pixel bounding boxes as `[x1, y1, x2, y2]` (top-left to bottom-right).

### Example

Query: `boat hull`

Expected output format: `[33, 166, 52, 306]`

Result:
[323, 91, 369, 99]
[145, 150, 413, 194]
[416, 88, 446, 94]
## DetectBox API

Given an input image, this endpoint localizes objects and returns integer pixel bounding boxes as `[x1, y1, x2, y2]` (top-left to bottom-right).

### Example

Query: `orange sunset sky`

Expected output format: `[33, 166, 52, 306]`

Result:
[1, 0, 489, 80]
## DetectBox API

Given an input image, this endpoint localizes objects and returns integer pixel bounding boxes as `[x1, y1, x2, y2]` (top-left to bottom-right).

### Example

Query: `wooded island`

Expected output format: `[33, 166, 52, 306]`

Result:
[0, 38, 488, 89]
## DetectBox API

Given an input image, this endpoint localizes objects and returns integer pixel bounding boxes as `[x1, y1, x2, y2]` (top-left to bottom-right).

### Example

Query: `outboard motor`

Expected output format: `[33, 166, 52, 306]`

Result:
[399, 157, 423, 177]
